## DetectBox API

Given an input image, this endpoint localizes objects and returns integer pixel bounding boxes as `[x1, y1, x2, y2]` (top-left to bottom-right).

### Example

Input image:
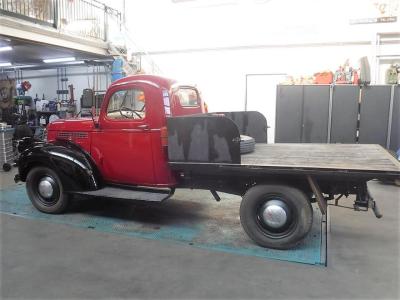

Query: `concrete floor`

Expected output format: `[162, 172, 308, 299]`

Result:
[1, 168, 399, 299]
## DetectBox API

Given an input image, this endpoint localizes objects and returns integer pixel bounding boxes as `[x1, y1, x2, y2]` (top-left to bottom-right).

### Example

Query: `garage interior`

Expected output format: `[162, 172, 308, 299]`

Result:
[1, 0, 399, 299]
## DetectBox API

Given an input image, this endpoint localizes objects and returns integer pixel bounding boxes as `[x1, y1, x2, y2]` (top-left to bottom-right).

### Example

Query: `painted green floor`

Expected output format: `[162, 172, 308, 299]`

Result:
[0, 185, 326, 265]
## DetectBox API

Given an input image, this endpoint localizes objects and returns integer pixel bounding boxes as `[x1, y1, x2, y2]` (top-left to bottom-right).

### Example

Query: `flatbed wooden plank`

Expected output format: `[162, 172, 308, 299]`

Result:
[241, 144, 400, 173]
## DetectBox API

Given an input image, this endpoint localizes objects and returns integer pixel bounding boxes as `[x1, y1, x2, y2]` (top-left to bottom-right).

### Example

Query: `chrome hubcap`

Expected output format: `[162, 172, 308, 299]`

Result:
[38, 177, 54, 198]
[261, 200, 288, 229]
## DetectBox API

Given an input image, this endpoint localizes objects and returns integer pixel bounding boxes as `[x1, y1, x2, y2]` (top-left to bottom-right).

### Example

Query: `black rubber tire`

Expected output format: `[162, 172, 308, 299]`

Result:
[26, 167, 69, 214]
[2, 163, 11, 172]
[240, 135, 255, 154]
[240, 184, 313, 250]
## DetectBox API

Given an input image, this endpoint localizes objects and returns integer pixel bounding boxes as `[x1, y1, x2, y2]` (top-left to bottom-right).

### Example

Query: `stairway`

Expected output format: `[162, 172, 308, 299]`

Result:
[106, 13, 162, 76]
[108, 43, 137, 75]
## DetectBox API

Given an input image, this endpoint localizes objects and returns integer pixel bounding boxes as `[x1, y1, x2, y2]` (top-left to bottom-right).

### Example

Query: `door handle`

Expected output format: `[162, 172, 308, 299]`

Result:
[137, 124, 149, 130]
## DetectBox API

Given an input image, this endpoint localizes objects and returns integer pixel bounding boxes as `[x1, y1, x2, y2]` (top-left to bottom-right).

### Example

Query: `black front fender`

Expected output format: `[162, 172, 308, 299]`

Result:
[17, 139, 102, 192]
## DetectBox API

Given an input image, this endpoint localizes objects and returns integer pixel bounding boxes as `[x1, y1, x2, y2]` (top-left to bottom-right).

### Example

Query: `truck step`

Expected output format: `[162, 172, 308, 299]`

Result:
[73, 186, 173, 202]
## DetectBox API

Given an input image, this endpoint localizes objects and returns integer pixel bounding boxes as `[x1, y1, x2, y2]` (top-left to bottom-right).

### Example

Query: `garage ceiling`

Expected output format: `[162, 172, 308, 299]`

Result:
[0, 35, 111, 67]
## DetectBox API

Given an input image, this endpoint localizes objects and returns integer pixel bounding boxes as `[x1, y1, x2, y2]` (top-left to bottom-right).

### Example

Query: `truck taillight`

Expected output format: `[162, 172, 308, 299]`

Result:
[161, 126, 168, 147]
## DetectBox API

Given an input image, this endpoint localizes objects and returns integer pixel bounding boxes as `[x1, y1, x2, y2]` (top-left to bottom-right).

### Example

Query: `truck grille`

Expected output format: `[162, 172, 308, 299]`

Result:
[57, 131, 89, 140]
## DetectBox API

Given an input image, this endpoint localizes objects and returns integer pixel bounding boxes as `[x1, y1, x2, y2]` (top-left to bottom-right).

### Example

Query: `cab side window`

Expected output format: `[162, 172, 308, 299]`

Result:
[176, 88, 199, 107]
[107, 88, 146, 120]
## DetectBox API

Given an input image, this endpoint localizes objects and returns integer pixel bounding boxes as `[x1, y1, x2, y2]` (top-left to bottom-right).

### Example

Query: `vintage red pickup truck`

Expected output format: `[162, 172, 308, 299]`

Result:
[15, 74, 400, 249]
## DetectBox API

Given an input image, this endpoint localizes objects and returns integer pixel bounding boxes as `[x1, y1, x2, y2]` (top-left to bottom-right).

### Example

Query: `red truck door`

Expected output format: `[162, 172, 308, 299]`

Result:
[91, 82, 156, 185]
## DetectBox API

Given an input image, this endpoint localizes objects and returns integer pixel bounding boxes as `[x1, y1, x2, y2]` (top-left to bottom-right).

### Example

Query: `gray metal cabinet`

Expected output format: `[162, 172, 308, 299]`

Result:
[275, 85, 330, 143]
[275, 84, 398, 151]
[275, 85, 303, 143]
[330, 85, 360, 144]
[389, 86, 399, 152]
[358, 86, 391, 147]
[302, 86, 330, 143]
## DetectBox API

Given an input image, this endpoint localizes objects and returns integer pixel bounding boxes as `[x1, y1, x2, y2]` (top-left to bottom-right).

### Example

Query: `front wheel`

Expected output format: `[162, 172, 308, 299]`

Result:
[26, 167, 69, 214]
[240, 184, 313, 250]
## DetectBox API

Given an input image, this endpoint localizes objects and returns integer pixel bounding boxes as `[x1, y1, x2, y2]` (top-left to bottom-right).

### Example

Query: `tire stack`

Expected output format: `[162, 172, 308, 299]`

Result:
[240, 135, 256, 154]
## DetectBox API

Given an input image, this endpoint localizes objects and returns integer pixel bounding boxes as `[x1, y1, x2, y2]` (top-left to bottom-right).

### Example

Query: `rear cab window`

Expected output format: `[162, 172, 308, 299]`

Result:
[176, 88, 200, 107]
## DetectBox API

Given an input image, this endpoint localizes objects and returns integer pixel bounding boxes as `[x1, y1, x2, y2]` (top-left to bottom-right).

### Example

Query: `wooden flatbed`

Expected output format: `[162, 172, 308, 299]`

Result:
[242, 143, 400, 174]
[170, 143, 400, 179]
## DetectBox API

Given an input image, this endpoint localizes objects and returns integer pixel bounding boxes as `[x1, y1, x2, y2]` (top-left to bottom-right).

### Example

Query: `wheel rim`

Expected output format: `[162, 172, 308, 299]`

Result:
[34, 175, 60, 206]
[38, 177, 55, 198]
[260, 200, 289, 228]
[256, 195, 297, 239]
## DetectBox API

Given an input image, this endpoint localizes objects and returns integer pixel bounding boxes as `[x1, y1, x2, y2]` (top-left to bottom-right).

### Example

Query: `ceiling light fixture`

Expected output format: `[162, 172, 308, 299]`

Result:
[0, 46, 13, 52]
[64, 60, 84, 65]
[43, 57, 76, 63]
[10, 64, 37, 69]
[0, 62, 12, 67]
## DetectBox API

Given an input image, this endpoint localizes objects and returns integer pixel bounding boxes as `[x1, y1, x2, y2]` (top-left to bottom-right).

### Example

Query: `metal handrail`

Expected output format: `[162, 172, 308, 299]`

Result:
[0, 0, 121, 41]
[0, 0, 57, 27]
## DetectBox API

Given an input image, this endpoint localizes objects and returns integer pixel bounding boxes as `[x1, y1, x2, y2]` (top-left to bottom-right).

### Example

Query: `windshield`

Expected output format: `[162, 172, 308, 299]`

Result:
[107, 88, 146, 119]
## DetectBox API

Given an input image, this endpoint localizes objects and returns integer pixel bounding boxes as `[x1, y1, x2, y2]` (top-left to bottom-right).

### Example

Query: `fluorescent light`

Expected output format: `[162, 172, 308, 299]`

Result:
[64, 60, 84, 65]
[43, 57, 75, 63]
[11, 64, 37, 68]
[0, 62, 12, 67]
[0, 46, 12, 52]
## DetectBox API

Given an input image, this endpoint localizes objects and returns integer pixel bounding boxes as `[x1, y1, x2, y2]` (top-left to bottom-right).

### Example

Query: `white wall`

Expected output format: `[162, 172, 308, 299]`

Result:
[150, 44, 372, 108]
[147, 44, 373, 142]
[125, 0, 400, 51]
[246, 74, 286, 143]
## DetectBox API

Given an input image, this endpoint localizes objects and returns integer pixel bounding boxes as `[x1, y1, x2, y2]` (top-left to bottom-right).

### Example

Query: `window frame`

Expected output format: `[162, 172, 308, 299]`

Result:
[175, 86, 201, 108]
[105, 87, 147, 122]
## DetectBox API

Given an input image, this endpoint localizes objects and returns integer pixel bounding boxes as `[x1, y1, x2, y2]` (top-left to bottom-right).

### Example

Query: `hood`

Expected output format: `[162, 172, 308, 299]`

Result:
[48, 117, 98, 132]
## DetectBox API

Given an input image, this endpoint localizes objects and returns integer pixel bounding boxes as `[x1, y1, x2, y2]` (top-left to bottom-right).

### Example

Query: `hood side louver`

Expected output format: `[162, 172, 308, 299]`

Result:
[57, 131, 89, 140]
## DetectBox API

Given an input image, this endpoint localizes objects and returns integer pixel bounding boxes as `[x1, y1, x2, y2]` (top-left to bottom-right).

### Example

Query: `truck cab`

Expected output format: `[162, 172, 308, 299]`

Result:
[46, 75, 206, 188]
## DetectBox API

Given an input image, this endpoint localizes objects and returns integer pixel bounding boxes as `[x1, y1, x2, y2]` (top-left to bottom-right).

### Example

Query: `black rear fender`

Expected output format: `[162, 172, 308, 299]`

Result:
[17, 139, 102, 192]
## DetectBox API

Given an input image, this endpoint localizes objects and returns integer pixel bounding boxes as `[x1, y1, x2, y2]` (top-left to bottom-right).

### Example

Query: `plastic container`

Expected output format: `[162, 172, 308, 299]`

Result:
[314, 72, 333, 84]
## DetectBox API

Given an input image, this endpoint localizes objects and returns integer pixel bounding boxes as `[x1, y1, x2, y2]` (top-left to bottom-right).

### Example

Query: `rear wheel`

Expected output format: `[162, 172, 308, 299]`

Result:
[240, 184, 313, 249]
[26, 167, 69, 214]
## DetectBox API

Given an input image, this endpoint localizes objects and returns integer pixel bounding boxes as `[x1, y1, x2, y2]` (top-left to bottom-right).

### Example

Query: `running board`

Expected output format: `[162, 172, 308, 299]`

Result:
[73, 186, 174, 202]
